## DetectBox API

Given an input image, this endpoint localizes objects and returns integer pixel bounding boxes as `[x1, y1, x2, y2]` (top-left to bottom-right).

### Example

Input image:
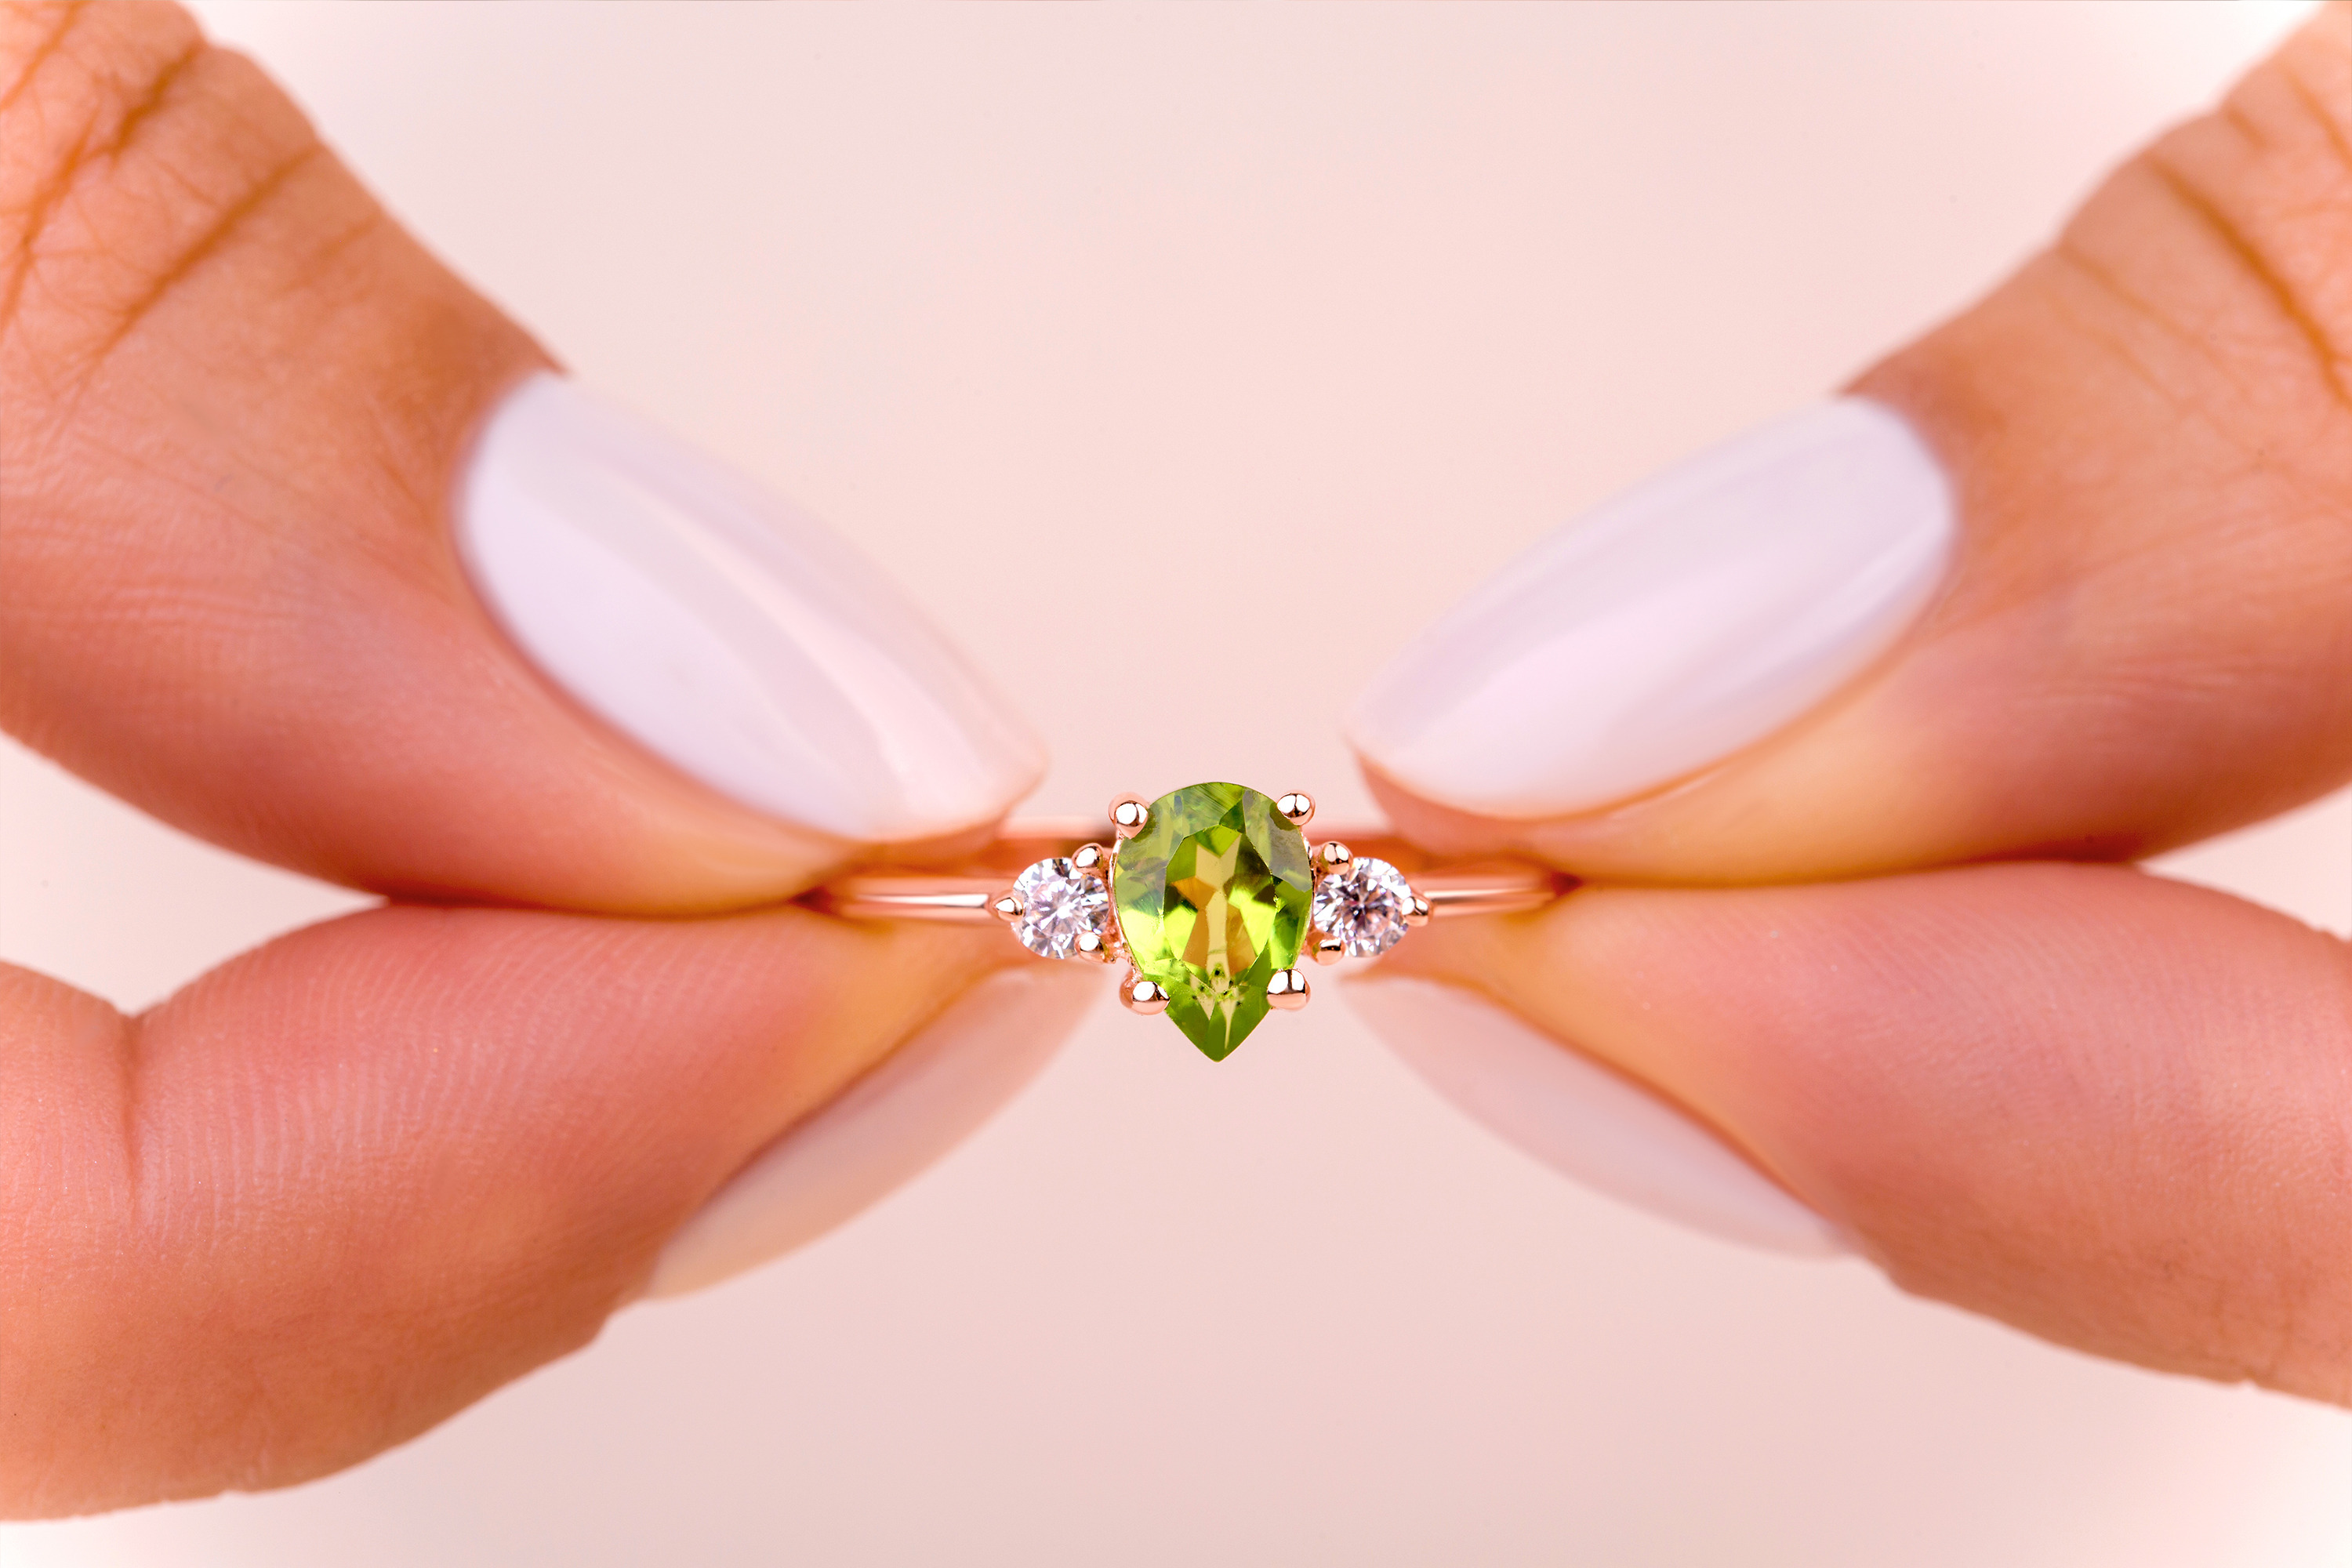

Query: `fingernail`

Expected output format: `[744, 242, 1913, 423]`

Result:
[456, 372, 1045, 842]
[1348, 398, 1954, 818]
[642, 965, 1099, 1298]
[1345, 976, 1848, 1255]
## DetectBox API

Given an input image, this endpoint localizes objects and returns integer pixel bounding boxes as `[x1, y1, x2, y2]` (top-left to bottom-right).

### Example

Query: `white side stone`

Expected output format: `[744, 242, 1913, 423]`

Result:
[1312, 856, 1416, 958]
[1010, 857, 1112, 960]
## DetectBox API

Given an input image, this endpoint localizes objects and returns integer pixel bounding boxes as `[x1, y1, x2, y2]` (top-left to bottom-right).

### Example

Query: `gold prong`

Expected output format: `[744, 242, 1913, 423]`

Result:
[1070, 841, 1109, 874]
[1312, 934, 1348, 966]
[1076, 930, 1112, 962]
[1267, 967, 1310, 1010]
[1405, 892, 1432, 927]
[1312, 840, 1353, 873]
[1121, 971, 1170, 1014]
[992, 893, 1025, 923]
[1109, 793, 1151, 840]
[1276, 792, 1315, 829]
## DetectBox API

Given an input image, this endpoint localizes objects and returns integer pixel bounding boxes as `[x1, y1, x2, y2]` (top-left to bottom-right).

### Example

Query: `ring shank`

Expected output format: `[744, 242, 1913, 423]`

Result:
[803, 828, 1568, 924]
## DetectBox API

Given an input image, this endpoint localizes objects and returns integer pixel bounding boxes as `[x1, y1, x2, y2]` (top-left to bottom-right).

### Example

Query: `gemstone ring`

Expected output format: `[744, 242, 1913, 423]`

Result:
[807, 782, 1565, 1061]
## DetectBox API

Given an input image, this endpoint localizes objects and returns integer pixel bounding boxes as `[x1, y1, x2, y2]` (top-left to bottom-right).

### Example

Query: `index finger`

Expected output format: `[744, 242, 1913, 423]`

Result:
[1348, 8, 2352, 884]
[0, 2, 1041, 912]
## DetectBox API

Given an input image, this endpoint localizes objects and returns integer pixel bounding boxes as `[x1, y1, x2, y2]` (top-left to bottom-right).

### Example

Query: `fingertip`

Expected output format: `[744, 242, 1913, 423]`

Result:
[0, 902, 1040, 1510]
[1345, 400, 1955, 825]
[2, 12, 1047, 912]
[1414, 867, 2352, 1400]
[1345, 970, 1850, 1257]
[454, 373, 1050, 850]
[641, 960, 1099, 1298]
[1348, 16, 2352, 884]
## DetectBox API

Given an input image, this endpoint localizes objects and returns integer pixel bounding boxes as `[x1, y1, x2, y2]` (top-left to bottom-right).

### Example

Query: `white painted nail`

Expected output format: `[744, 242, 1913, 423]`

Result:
[1348, 398, 1954, 818]
[457, 372, 1045, 841]
[643, 965, 1100, 1298]
[1345, 976, 1848, 1255]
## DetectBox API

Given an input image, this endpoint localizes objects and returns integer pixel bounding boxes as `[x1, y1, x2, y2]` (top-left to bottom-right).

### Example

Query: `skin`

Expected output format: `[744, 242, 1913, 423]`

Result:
[0, 0, 1065, 1516]
[0, 0, 2345, 1517]
[1370, 8, 2352, 882]
[1363, 8, 2352, 1401]
[0, 0, 854, 909]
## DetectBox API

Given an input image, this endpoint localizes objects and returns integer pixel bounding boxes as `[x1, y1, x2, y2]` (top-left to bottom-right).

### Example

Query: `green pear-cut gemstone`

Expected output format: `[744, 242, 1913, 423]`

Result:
[1112, 782, 1312, 1061]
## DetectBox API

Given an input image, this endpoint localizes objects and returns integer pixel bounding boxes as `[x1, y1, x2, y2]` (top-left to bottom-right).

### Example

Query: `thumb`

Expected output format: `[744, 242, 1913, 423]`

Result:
[0, 1, 1042, 913]
[0, 905, 1097, 1515]
[1348, 6, 2352, 884]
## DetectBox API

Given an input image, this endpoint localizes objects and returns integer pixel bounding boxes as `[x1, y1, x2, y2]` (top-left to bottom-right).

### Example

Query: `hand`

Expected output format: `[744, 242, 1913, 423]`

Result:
[0, 0, 1091, 1515]
[1347, 8, 2352, 1403]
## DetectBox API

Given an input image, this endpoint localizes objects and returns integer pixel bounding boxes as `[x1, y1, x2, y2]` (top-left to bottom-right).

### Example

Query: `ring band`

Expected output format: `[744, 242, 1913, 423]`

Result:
[808, 829, 1560, 924]
[804, 782, 1566, 1062]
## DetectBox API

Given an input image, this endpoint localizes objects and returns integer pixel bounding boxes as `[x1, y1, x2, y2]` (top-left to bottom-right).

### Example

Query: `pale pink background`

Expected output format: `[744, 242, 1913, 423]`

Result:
[4, 4, 2347, 1563]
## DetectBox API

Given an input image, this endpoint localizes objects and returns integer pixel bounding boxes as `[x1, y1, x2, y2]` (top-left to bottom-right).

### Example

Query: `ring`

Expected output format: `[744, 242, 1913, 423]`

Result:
[805, 781, 1566, 1061]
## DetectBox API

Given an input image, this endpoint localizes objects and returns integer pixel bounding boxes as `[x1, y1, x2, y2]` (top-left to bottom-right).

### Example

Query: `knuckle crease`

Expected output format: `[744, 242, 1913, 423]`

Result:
[2141, 154, 2352, 413]
[0, 1, 87, 125]
[81, 139, 324, 369]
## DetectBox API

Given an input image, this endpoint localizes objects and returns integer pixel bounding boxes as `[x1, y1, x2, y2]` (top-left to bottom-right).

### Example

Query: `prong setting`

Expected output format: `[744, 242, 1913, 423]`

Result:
[815, 808, 1559, 1058]
[1121, 971, 1171, 1014]
[1002, 786, 1419, 1051]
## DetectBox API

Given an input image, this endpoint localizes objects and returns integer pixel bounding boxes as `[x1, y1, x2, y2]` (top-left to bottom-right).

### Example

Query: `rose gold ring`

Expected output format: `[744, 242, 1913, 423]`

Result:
[802, 782, 1567, 1062]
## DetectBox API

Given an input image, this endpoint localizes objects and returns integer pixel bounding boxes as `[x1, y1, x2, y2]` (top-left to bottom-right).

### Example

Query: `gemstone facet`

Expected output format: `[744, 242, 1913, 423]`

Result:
[1111, 782, 1312, 1060]
[1009, 856, 1112, 959]
[1312, 855, 1415, 958]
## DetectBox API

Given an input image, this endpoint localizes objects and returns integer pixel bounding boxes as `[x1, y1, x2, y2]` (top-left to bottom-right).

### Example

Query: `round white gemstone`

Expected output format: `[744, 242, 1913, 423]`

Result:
[1312, 855, 1415, 958]
[1010, 857, 1112, 960]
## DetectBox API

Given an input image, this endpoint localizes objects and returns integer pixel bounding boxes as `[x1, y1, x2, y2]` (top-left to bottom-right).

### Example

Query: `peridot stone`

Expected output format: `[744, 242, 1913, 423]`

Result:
[1112, 782, 1312, 1061]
